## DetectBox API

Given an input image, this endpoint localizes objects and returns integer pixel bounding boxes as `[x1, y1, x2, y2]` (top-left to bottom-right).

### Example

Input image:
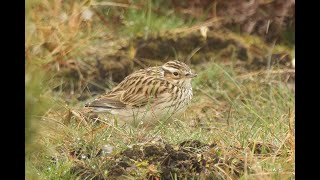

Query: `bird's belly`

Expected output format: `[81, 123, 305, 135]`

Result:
[111, 89, 193, 125]
[112, 103, 175, 121]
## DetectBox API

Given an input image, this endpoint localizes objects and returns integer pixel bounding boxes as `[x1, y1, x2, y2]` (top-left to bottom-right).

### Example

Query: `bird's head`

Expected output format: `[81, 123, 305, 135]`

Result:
[161, 60, 197, 88]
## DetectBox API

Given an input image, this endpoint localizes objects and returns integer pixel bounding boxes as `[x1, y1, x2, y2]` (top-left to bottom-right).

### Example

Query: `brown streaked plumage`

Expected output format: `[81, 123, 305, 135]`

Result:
[85, 60, 197, 124]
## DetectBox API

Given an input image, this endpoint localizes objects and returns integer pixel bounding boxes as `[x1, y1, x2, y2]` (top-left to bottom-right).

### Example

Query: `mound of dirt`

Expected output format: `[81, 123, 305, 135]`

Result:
[68, 139, 283, 179]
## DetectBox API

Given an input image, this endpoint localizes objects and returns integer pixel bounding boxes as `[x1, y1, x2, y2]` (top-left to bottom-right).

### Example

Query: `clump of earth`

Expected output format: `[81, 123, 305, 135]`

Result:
[68, 139, 280, 179]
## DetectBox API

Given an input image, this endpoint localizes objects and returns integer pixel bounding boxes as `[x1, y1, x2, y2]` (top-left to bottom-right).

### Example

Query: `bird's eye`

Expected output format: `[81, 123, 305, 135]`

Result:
[173, 72, 179, 76]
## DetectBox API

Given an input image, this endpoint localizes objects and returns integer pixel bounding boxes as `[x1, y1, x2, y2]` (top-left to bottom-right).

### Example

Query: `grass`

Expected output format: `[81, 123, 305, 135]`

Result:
[120, 7, 193, 38]
[26, 61, 295, 179]
[26, 0, 295, 179]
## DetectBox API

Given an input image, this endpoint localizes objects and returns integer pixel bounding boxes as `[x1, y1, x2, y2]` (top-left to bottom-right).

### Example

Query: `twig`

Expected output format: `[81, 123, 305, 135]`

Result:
[83, 123, 108, 138]
[210, 127, 235, 136]
[248, 172, 294, 176]
[169, 17, 222, 34]
[236, 69, 295, 80]
[133, 58, 148, 69]
[266, 40, 277, 79]
[214, 164, 234, 180]
[197, 88, 221, 105]
[39, 117, 66, 127]
[186, 47, 202, 64]
[91, 2, 141, 10]
[92, 8, 110, 28]
[71, 110, 91, 132]
[226, 105, 232, 127]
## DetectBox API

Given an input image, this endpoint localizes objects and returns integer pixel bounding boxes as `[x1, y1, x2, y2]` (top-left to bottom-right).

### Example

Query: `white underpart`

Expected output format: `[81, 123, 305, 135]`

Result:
[108, 88, 193, 125]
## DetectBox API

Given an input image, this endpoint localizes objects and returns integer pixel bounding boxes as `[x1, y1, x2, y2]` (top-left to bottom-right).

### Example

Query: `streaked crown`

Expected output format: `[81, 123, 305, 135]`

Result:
[161, 60, 197, 88]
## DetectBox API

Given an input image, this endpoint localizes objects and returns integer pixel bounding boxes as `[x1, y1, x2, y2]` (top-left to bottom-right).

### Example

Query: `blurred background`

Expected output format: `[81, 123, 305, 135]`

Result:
[26, 0, 295, 179]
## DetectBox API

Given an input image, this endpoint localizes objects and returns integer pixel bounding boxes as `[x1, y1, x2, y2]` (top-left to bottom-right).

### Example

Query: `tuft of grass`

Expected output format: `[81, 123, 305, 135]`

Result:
[25, 0, 110, 65]
[116, 0, 196, 38]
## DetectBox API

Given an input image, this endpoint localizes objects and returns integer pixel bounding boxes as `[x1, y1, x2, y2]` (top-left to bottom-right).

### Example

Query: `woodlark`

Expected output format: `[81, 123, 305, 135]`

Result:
[85, 60, 197, 124]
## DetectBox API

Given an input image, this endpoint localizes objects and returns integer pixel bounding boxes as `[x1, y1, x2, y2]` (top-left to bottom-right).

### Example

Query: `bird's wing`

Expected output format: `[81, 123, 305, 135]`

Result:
[85, 92, 126, 109]
[86, 67, 168, 109]
[120, 76, 169, 107]
[85, 71, 145, 109]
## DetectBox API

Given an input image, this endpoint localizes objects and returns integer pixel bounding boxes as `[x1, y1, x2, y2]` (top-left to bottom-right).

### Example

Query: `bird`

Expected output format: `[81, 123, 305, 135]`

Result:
[85, 60, 197, 125]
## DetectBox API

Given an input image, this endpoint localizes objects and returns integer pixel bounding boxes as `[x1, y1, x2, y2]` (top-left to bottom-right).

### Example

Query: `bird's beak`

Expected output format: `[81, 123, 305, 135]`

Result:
[186, 73, 198, 78]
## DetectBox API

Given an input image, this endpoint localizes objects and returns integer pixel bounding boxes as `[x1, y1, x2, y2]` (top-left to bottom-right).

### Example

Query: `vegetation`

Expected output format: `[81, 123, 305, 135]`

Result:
[26, 0, 295, 179]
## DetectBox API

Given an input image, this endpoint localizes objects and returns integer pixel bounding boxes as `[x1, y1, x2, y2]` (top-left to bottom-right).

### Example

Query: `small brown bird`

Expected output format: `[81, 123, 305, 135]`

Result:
[85, 60, 197, 124]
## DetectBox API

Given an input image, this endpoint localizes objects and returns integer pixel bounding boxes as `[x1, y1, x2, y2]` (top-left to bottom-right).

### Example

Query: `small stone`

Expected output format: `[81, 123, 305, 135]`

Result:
[82, 9, 93, 21]
[102, 144, 114, 154]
